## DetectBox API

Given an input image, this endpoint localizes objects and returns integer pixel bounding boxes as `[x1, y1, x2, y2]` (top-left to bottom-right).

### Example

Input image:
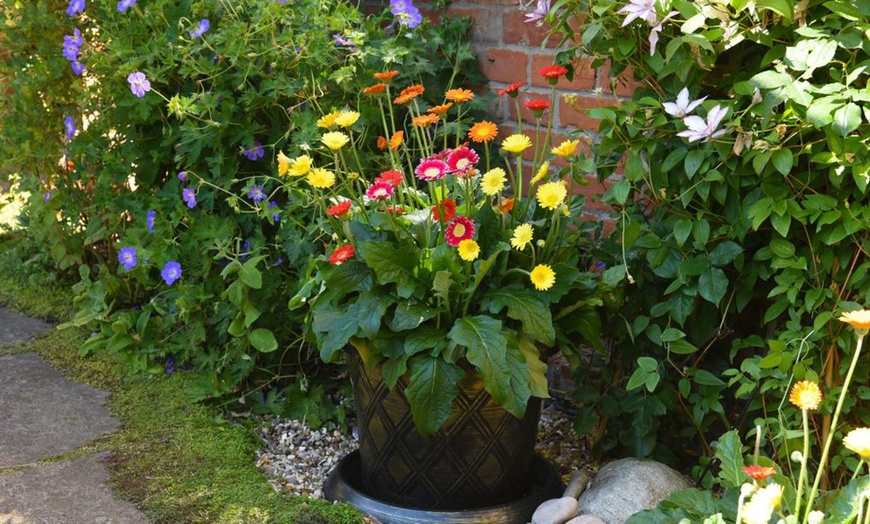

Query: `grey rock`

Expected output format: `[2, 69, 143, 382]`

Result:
[0, 353, 119, 467]
[531, 497, 580, 524]
[577, 458, 690, 524]
[0, 453, 148, 523]
[566, 516, 607, 524]
[0, 307, 50, 347]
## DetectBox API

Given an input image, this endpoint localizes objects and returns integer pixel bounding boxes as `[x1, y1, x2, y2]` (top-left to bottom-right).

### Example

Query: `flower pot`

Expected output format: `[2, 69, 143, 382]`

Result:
[351, 354, 542, 510]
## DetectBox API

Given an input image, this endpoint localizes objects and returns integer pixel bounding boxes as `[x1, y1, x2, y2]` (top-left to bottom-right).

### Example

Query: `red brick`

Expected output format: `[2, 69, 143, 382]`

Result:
[503, 10, 555, 47]
[449, 7, 500, 43]
[479, 48, 528, 84]
[462, 0, 520, 6]
[530, 54, 595, 91]
[559, 95, 616, 132]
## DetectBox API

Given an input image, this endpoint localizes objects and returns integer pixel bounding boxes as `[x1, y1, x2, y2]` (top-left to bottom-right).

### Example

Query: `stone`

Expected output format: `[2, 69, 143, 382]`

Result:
[566, 516, 607, 524]
[0, 453, 149, 523]
[531, 497, 580, 524]
[0, 307, 50, 347]
[0, 353, 119, 467]
[577, 458, 690, 524]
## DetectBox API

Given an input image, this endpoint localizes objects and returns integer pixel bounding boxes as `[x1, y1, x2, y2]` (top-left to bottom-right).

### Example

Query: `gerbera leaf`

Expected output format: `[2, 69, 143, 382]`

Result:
[357, 240, 420, 299]
[481, 287, 555, 346]
[405, 355, 464, 436]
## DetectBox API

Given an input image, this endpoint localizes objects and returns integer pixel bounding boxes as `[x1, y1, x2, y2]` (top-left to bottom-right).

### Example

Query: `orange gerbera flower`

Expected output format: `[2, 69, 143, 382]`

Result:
[468, 121, 498, 143]
[363, 83, 387, 95]
[394, 84, 425, 104]
[373, 70, 399, 81]
[445, 88, 475, 103]
[500, 198, 515, 213]
[377, 136, 388, 150]
[428, 103, 453, 115]
[389, 130, 404, 149]
[789, 380, 822, 411]
[412, 114, 441, 127]
[742, 465, 776, 482]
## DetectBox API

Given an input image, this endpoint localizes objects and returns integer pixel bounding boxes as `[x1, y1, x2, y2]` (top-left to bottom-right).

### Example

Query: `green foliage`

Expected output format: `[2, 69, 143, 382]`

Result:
[555, 0, 870, 472]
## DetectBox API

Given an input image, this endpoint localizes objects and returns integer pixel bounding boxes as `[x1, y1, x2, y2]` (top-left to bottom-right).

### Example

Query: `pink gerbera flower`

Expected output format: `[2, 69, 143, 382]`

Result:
[415, 158, 450, 181]
[445, 216, 475, 246]
[376, 169, 404, 187]
[447, 147, 480, 177]
[366, 180, 394, 201]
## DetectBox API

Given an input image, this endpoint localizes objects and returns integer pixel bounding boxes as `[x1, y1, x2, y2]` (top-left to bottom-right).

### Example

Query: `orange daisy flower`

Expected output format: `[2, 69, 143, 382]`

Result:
[445, 88, 475, 103]
[373, 70, 399, 81]
[742, 465, 776, 481]
[412, 114, 441, 127]
[377, 136, 388, 150]
[428, 103, 453, 115]
[468, 121, 499, 143]
[789, 380, 822, 411]
[839, 309, 870, 330]
[394, 84, 424, 104]
[363, 83, 387, 95]
[389, 131, 404, 149]
[500, 198, 515, 213]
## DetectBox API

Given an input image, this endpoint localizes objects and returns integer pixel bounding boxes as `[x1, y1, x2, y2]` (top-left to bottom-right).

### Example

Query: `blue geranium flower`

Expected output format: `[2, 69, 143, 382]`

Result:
[161, 261, 182, 285]
[118, 246, 137, 271]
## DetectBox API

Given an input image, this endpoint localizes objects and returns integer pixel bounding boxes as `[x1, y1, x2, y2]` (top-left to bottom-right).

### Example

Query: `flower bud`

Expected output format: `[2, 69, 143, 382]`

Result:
[791, 450, 804, 463]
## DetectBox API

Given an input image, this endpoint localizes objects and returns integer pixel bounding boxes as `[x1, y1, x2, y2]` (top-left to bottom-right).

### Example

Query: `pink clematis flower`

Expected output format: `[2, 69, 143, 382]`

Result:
[677, 105, 729, 142]
[663, 88, 707, 118]
[618, 0, 658, 27]
[525, 0, 551, 22]
[648, 10, 678, 56]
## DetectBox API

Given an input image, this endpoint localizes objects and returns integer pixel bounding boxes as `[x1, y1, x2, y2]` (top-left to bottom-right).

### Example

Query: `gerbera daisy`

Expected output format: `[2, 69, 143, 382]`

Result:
[447, 147, 479, 176]
[335, 110, 360, 128]
[502, 134, 532, 154]
[445, 216, 475, 246]
[415, 158, 450, 181]
[277, 150, 291, 176]
[383, 206, 405, 214]
[839, 309, 870, 331]
[288, 155, 313, 177]
[363, 83, 387, 95]
[468, 121, 499, 143]
[789, 380, 822, 411]
[327, 200, 352, 217]
[307, 167, 336, 189]
[389, 131, 404, 149]
[412, 114, 441, 127]
[317, 111, 340, 128]
[329, 244, 355, 265]
[742, 465, 776, 482]
[428, 103, 453, 115]
[321, 131, 350, 150]
[373, 70, 399, 81]
[366, 180, 394, 201]
[432, 198, 456, 222]
[497, 81, 524, 97]
[377, 136, 389, 150]
[511, 224, 534, 250]
[844, 428, 870, 461]
[536, 181, 568, 210]
[531, 161, 550, 184]
[552, 139, 580, 158]
[375, 170, 403, 187]
[445, 88, 475, 103]
[499, 198, 515, 213]
[530, 264, 556, 291]
[481, 168, 507, 196]
[394, 84, 425, 104]
[538, 64, 568, 84]
[457, 239, 480, 262]
[524, 99, 552, 117]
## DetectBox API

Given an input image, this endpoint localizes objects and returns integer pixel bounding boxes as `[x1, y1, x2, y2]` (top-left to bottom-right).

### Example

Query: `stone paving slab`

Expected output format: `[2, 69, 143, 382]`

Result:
[0, 353, 119, 468]
[0, 307, 50, 348]
[0, 453, 149, 524]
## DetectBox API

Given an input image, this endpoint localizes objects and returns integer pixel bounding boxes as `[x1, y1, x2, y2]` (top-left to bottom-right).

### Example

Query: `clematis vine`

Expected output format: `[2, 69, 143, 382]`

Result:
[663, 87, 706, 118]
[525, 0, 551, 23]
[676, 104, 729, 142]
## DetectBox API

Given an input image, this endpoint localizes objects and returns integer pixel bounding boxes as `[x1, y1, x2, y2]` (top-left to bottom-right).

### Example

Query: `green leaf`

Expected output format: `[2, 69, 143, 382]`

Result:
[637, 356, 658, 372]
[404, 327, 446, 357]
[390, 301, 437, 331]
[608, 178, 631, 204]
[249, 328, 278, 353]
[805, 39, 838, 69]
[833, 102, 862, 136]
[771, 149, 793, 175]
[694, 369, 725, 386]
[709, 241, 743, 266]
[312, 306, 360, 360]
[698, 268, 728, 305]
[669, 339, 698, 354]
[517, 335, 549, 398]
[239, 258, 262, 289]
[684, 150, 705, 179]
[757, 0, 793, 23]
[749, 70, 792, 89]
[713, 430, 745, 489]
[669, 293, 694, 325]
[227, 313, 246, 337]
[828, 476, 870, 523]
[623, 153, 645, 182]
[659, 328, 686, 343]
[771, 212, 791, 237]
[432, 270, 453, 304]
[673, 219, 693, 247]
[404, 356, 464, 436]
[482, 287, 555, 346]
[354, 292, 391, 338]
[626, 368, 652, 391]
[357, 240, 419, 298]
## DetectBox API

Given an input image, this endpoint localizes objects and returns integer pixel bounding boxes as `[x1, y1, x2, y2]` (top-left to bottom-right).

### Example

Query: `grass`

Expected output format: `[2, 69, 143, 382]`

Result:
[0, 233, 364, 524]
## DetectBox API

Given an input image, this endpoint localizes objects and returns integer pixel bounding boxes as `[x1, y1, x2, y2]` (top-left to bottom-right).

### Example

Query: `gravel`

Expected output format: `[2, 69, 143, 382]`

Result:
[256, 401, 591, 499]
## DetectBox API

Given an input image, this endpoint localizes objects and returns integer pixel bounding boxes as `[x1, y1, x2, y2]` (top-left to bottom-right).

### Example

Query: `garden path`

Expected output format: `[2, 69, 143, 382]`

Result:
[0, 307, 149, 524]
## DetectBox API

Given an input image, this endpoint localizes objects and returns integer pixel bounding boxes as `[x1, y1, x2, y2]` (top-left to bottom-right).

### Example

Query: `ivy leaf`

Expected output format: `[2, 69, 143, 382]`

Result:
[481, 287, 555, 346]
[713, 430, 745, 490]
[698, 268, 728, 305]
[404, 355, 464, 436]
[249, 328, 278, 353]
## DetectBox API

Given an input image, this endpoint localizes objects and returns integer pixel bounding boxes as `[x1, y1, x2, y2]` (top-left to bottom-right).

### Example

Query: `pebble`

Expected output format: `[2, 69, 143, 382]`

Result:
[566, 516, 607, 524]
[531, 497, 579, 524]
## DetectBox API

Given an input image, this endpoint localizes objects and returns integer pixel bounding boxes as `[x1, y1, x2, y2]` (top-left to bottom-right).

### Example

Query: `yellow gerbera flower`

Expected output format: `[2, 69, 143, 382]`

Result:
[511, 224, 534, 251]
[288, 155, 313, 177]
[317, 111, 340, 128]
[457, 239, 480, 262]
[334, 110, 360, 128]
[277, 150, 291, 176]
[481, 168, 507, 196]
[741, 483, 783, 524]
[321, 131, 350, 151]
[530, 264, 556, 291]
[839, 309, 870, 332]
[502, 134, 532, 154]
[789, 380, 822, 411]
[552, 139, 580, 158]
[536, 181, 567, 210]
[531, 161, 550, 184]
[844, 428, 870, 461]
[307, 167, 336, 189]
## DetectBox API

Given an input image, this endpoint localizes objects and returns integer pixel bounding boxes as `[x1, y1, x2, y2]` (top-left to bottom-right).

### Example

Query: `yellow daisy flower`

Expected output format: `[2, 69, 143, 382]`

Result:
[457, 239, 480, 262]
[530, 264, 556, 291]
[307, 167, 336, 189]
[843, 428, 870, 461]
[334, 110, 360, 128]
[511, 224, 534, 251]
[839, 309, 870, 332]
[317, 111, 340, 128]
[288, 155, 313, 177]
[321, 131, 350, 151]
[531, 161, 550, 184]
[741, 483, 783, 524]
[789, 380, 822, 411]
[502, 134, 532, 154]
[277, 150, 291, 176]
[536, 181, 567, 210]
[552, 139, 580, 158]
[481, 168, 507, 196]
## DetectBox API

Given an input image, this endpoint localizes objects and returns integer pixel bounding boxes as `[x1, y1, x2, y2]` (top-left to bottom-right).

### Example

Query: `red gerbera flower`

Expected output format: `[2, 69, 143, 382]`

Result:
[375, 169, 404, 187]
[415, 158, 450, 181]
[445, 216, 475, 246]
[497, 81, 524, 97]
[538, 65, 568, 85]
[742, 465, 776, 482]
[432, 197, 456, 222]
[447, 147, 480, 177]
[366, 180, 394, 201]
[327, 200, 352, 217]
[524, 99, 552, 117]
[329, 244, 355, 265]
